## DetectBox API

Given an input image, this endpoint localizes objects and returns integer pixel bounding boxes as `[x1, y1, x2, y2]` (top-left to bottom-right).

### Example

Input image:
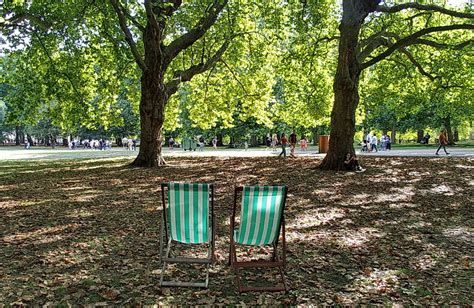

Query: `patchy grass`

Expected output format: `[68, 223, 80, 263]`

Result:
[0, 156, 473, 305]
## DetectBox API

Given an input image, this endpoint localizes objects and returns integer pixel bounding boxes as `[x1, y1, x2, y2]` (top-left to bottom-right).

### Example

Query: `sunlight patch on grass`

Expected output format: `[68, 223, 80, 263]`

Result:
[388, 202, 419, 209]
[442, 227, 474, 243]
[454, 164, 474, 170]
[336, 227, 385, 248]
[349, 268, 400, 296]
[66, 208, 95, 219]
[2, 223, 80, 243]
[341, 193, 371, 206]
[291, 207, 346, 230]
[428, 184, 458, 196]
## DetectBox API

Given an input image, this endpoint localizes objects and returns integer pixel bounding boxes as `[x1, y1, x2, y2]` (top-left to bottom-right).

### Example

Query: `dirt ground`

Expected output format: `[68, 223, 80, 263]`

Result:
[0, 156, 472, 305]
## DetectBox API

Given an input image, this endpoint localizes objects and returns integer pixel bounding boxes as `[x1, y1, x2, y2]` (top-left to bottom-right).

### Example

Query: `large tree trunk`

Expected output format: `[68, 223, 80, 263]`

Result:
[131, 73, 167, 167]
[319, 6, 365, 170]
[131, 24, 167, 167]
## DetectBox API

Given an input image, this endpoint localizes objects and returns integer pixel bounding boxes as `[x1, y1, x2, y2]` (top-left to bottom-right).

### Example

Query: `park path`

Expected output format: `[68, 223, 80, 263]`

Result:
[0, 146, 473, 161]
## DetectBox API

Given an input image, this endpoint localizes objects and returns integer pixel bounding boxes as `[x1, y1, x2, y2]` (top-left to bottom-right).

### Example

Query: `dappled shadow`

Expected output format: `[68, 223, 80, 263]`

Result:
[0, 156, 472, 305]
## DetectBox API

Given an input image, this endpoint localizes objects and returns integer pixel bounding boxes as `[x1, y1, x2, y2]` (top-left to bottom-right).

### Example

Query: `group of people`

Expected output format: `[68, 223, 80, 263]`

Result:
[81, 139, 112, 150]
[362, 132, 391, 152]
[121, 138, 137, 151]
[278, 131, 300, 158]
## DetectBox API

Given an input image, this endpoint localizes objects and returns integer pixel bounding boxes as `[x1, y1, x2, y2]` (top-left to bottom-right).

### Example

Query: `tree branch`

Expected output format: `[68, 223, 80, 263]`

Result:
[0, 13, 52, 31]
[163, 0, 228, 65]
[399, 48, 437, 82]
[360, 24, 474, 70]
[376, 3, 474, 19]
[165, 40, 230, 96]
[412, 38, 474, 50]
[109, 0, 146, 71]
[144, 0, 160, 31]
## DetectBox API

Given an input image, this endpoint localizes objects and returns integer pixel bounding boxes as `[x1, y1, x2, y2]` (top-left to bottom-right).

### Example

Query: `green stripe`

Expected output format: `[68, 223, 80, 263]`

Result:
[238, 187, 250, 243]
[262, 187, 277, 244]
[193, 184, 199, 243]
[246, 186, 259, 244]
[174, 182, 182, 242]
[201, 184, 209, 242]
[254, 186, 269, 245]
[183, 183, 190, 243]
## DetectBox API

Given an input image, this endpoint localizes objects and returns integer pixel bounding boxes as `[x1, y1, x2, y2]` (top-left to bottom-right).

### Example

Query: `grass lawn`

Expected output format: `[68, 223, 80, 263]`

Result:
[0, 156, 472, 305]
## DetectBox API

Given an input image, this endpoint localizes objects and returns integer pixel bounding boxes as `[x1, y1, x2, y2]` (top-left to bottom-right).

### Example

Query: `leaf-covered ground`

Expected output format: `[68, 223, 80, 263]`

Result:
[1, 156, 472, 305]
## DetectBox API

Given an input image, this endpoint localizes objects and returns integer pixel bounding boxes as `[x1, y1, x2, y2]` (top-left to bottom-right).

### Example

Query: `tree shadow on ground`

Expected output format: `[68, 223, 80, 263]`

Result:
[0, 156, 472, 305]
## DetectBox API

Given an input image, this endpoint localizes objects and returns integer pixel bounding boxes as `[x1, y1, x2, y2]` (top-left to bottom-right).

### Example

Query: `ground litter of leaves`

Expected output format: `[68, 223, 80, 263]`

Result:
[0, 156, 472, 305]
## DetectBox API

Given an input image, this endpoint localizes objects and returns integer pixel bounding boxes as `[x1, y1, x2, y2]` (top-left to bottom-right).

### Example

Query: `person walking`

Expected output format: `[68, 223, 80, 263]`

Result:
[278, 133, 288, 158]
[289, 131, 297, 157]
[271, 134, 278, 151]
[212, 136, 217, 149]
[435, 129, 450, 155]
[371, 134, 378, 152]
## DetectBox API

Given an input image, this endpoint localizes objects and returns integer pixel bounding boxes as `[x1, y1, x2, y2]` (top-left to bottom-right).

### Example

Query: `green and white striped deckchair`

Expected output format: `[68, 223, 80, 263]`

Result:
[229, 185, 288, 293]
[159, 182, 214, 288]
[233, 186, 286, 246]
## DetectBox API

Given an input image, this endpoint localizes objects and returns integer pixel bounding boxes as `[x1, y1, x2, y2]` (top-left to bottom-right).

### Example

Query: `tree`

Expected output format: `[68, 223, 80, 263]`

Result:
[319, 0, 474, 170]
[106, 0, 231, 166]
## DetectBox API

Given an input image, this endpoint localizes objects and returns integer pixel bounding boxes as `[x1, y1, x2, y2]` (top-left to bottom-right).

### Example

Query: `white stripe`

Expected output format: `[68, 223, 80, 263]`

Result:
[242, 186, 254, 244]
[269, 187, 283, 243]
[250, 187, 264, 245]
[179, 183, 185, 242]
[169, 183, 177, 240]
[259, 186, 273, 245]
[197, 184, 203, 243]
[189, 184, 195, 243]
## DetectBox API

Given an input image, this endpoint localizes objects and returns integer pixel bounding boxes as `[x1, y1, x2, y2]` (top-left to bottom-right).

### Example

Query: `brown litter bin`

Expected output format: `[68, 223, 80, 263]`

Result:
[319, 135, 330, 153]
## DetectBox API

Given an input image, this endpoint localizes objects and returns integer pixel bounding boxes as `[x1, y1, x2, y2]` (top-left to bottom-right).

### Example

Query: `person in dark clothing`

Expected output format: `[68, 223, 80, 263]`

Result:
[289, 131, 297, 157]
[344, 153, 364, 172]
[279, 133, 288, 158]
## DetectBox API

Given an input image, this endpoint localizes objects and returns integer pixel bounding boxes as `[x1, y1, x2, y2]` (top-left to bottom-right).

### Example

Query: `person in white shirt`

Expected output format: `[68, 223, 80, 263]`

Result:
[371, 134, 378, 152]
[366, 132, 372, 151]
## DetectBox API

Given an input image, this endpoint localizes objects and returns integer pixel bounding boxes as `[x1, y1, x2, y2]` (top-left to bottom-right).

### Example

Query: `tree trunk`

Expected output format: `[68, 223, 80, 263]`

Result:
[131, 73, 167, 167]
[391, 126, 397, 144]
[130, 23, 168, 167]
[250, 135, 258, 147]
[319, 7, 364, 170]
[444, 116, 455, 145]
[453, 128, 459, 142]
[27, 134, 34, 146]
[15, 125, 21, 145]
[417, 130, 424, 143]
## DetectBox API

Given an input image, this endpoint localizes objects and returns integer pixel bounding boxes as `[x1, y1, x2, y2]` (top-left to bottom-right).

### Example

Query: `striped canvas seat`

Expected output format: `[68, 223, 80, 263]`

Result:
[159, 182, 214, 288]
[229, 185, 288, 292]
[168, 182, 210, 244]
[234, 186, 286, 246]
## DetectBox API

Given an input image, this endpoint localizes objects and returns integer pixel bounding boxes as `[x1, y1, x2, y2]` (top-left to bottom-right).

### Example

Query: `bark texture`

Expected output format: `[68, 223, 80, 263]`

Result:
[319, 0, 380, 170]
[131, 23, 167, 167]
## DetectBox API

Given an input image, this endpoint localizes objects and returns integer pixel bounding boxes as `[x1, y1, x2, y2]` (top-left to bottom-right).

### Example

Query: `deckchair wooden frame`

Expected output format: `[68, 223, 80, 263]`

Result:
[159, 182, 215, 288]
[229, 186, 288, 293]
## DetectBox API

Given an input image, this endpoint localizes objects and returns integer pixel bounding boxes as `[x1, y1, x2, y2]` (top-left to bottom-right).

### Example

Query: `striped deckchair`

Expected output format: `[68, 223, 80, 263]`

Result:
[159, 182, 214, 288]
[229, 185, 288, 292]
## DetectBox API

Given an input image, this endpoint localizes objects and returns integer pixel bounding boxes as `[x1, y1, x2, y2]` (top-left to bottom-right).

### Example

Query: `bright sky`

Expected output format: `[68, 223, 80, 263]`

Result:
[447, 0, 469, 7]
